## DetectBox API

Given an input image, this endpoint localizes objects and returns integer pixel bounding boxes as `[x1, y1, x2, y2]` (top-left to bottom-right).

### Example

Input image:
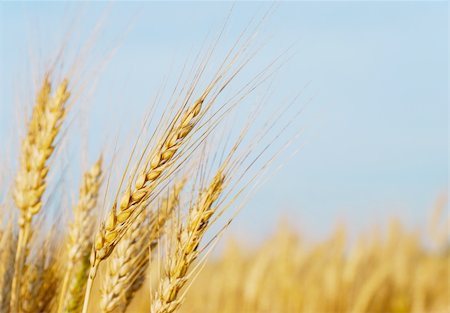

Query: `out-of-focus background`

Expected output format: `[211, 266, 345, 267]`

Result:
[0, 1, 447, 241]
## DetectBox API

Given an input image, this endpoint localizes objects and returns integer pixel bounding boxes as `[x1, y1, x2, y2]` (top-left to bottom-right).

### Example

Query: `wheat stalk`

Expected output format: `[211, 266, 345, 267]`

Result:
[62, 255, 91, 313]
[58, 157, 103, 313]
[11, 75, 70, 312]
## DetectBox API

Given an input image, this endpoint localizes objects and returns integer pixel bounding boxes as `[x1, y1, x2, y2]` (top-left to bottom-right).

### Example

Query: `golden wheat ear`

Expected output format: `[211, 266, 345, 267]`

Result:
[150, 171, 225, 313]
[92, 95, 206, 269]
[18, 233, 59, 313]
[81, 75, 219, 313]
[57, 157, 103, 313]
[11, 75, 71, 312]
[0, 223, 16, 312]
[100, 208, 149, 313]
[100, 179, 185, 313]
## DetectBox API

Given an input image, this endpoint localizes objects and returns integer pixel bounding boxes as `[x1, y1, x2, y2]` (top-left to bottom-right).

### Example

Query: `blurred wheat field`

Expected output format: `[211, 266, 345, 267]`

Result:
[1, 6, 449, 313]
[125, 198, 449, 313]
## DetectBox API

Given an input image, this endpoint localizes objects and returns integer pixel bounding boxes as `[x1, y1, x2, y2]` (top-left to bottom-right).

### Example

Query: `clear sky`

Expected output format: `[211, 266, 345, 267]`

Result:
[0, 2, 448, 240]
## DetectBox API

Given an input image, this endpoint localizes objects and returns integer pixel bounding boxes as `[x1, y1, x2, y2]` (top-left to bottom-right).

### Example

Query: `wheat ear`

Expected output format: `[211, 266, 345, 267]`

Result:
[81, 92, 210, 313]
[11, 75, 70, 312]
[19, 240, 58, 313]
[122, 180, 185, 311]
[150, 172, 225, 313]
[0, 224, 16, 312]
[100, 208, 149, 313]
[100, 180, 184, 313]
[58, 157, 103, 313]
[91, 94, 206, 268]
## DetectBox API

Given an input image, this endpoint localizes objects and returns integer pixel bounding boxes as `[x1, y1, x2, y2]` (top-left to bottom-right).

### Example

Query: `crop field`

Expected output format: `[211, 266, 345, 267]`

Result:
[0, 2, 448, 313]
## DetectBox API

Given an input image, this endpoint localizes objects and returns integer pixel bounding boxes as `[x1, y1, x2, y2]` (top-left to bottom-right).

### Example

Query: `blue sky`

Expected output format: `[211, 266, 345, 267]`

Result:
[0, 2, 448, 240]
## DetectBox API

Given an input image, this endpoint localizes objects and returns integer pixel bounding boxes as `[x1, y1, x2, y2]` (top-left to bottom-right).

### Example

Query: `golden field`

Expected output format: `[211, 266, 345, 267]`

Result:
[124, 198, 449, 313]
[0, 8, 448, 313]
